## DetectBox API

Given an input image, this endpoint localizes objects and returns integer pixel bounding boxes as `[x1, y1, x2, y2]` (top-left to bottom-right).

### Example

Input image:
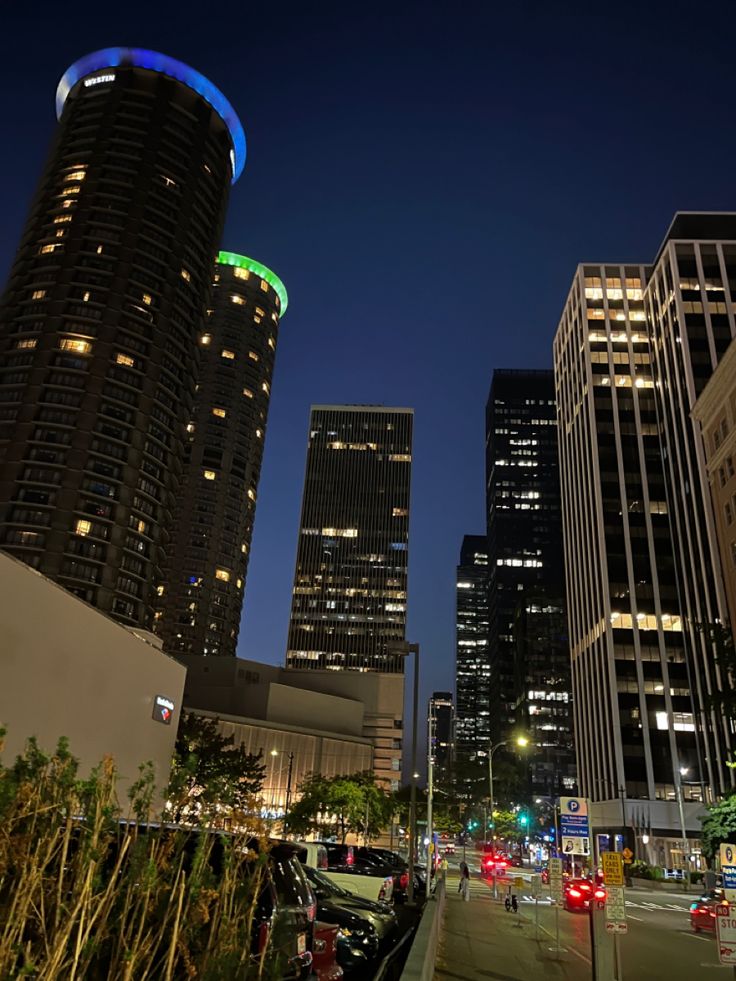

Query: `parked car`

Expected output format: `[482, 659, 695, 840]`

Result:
[313, 923, 343, 981]
[690, 888, 726, 932]
[313, 843, 395, 903]
[563, 878, 607, 913]
[301, 864, 399, 960]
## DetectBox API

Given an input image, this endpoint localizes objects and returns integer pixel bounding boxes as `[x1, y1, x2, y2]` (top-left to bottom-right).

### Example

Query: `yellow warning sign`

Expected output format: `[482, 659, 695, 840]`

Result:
[602, 851, 624, 887]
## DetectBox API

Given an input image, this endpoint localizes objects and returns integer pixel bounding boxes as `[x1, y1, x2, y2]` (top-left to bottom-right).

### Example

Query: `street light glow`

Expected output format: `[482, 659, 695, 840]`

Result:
[516, 736, 529, 747]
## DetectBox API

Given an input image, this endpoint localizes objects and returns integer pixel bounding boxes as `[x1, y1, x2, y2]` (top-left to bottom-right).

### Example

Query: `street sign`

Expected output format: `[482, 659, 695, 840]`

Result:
[605, 884, 628, 934]
[560, 797, 590, 856]
[601, 851, 624, 887]
[716, 904, 736, 964]
[514, 876, 524, 890]
[549, 857, 564, 902]
[622, 847, 633, 864]
[720, 845, 736, 903]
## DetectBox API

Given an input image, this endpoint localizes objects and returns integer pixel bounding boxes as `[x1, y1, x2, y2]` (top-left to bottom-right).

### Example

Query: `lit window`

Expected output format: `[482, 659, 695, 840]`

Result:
[115, 353, 135, 367]
[16, 338, 37, 349]
[216, 568, 230, 582]
[248, 351, 259, 362]
[241, 543, 248, 553]
[82, 292, 91, 302]
[389, 453, 412, 462]
[64, 170, 86, 182]
[255, 307, 265, 317]
[53, 215, 71, 224]
[262, 381, 270, 394]
[260, 279, 268, 292]
[268, 336, 276, 350]
[256, 428, 262, 438]
[233, 267, 250, 280]
[236, 578, 243, 589]
[587, 308, 605, 320]
[181, 268, 191, 283]
[142, 293, 152, 306]
[243, 388, 254, 398]
[392, 507, 408, 517]
[60, 338, 91, 354]
[203, 470, 216, 480]
[221, 349, 236, 360]
[321, 527, 358, 538]
[61, 186, 80, 196]
[39, 244, 57, 255]
[75, 519, 91, 536]
[212, 407, 226, 418]
[186, 423, 195, 433]
[231, 294, 245, 305]
[247, 489, 256, 501]
[200, 334, 211, 346]
[55, 229, 65, 238]
[137, 520, 147, 534]
[156, 585, 165, 596]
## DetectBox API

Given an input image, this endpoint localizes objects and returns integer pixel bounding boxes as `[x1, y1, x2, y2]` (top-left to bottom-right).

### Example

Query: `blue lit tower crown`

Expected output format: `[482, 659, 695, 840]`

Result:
[0, 48, 245, 629]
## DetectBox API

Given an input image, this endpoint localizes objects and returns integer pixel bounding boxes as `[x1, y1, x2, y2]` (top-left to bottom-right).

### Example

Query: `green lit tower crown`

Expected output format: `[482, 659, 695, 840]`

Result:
[0, 48, 245, 628]
[154, 252, 287, 657]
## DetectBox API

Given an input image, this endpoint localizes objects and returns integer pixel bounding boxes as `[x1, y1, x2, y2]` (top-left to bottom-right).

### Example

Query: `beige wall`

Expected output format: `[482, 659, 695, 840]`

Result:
[0, 552, 185, 808]
[266, 682, 364, 737]
[193, 709, 373, 815]
[692, 338, 736, 631]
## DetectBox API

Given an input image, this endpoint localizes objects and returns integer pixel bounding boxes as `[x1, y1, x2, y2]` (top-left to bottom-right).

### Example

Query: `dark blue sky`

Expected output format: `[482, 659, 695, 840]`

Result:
[2, 1, 735, 718]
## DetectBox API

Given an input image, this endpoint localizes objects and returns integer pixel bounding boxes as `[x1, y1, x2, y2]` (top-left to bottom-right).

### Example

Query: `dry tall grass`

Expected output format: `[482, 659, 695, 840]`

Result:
[0, 730, 277, 979]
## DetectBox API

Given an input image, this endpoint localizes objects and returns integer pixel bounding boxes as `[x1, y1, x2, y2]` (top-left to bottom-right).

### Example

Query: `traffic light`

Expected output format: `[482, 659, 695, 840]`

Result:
[518, 812, 529, 827]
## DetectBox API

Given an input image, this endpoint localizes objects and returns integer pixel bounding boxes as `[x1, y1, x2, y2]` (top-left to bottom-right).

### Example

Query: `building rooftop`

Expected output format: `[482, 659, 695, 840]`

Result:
[217, 251, 288, 314]
[652, 212, 736, 268]
[56, 48, 246, 183]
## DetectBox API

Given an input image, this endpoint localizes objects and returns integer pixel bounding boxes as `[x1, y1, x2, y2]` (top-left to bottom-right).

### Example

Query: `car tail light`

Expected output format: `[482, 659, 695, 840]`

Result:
[306, 902, 316, 923]
[346, 852, 354, 865]
[498, 860, 507, 868]
[569, 888, 581, 898]
[594, 889, 606, 900]
[485, 859, 493, 868]
[258, 922, 270, 954]
[399, 873, 409, 890]
[580, 883, 591, 891]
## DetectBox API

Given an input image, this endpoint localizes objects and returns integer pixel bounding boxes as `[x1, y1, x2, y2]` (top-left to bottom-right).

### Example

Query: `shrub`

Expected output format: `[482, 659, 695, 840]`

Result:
[0, 729, 276, 979]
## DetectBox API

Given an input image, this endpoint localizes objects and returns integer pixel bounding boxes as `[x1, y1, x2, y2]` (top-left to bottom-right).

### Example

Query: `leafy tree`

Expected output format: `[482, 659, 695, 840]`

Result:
[699, 622, 736, 719]
[288, 771, 394, 842]
[168, 712, 265, 825]
[700, 794, 736, 860]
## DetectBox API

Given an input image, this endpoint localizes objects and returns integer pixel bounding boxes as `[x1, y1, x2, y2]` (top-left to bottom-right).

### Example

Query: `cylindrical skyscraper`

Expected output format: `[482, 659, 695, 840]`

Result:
[154, 252, 287, 657]
[0, 48, 245, 629]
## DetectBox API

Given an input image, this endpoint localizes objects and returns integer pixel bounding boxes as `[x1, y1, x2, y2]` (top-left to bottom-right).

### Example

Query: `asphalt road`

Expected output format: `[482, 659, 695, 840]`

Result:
[452, 857, 729, 979]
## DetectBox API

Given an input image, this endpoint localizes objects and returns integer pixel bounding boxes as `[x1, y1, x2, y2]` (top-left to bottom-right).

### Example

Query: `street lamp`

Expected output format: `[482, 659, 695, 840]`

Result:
[676, 766, 690, 891]
[487, 736, 528, 898]
[270, 749, 295, 829]
[388, 640, 420, 905]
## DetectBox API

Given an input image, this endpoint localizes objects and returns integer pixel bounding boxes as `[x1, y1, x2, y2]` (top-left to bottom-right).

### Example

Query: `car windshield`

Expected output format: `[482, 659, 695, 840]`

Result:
[306, 867, 348, 898]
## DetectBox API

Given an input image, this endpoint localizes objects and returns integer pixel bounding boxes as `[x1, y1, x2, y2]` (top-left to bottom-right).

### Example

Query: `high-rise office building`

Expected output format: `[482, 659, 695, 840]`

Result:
[286, 405, 413, 672]
[514, 595, 576, 798]
[154, 252, 287, 657]
[0, 48, 244, 628]
[645, 213, 736, 798]
[428, 691, 454, 786]
[454, 535, 490, 765]
[485, 371, 566, 739]
[555, 263, 701, 821]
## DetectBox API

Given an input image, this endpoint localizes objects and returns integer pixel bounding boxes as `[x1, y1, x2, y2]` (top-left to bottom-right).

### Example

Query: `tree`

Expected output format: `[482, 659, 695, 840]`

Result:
[701, 794, 736, 861]
[700, 622, 736, 720]
[168, 712, 265, 825]
[288, 771, 394, 842]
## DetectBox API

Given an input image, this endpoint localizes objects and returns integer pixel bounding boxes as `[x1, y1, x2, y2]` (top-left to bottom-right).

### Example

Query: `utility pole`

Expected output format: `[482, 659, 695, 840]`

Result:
[389, 641, 420, 905]
[284, 751, 294, 828]
[427, 699, 434, 870]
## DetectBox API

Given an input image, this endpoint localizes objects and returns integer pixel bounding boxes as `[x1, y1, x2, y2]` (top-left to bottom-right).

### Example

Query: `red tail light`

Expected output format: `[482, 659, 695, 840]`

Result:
[579, 883, 591, 891]
[569, 888, 581, 898]
[399, 873, 409, 889]
[594, 889, 606, 900]
[498, 860, 507, 867]
[306, 902, 316, 923]
[346, 851, 354, 866]
[258, 922, 270, 953]
[485, 859, 493, 867]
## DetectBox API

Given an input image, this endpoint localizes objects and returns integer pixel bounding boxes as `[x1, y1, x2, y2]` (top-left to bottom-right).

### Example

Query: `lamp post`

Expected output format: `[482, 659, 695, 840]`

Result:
[487, 736, 528, 897]
[389, 641, 420, 905]
[676, 766, 690, 893]
[270, 749, 295, 832]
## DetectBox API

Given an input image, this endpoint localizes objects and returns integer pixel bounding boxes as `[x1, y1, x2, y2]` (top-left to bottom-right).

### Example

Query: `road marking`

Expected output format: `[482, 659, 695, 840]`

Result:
[537, 921, 591, 965]
[627, 914, 644, 921]
[683, 933, 710, 942]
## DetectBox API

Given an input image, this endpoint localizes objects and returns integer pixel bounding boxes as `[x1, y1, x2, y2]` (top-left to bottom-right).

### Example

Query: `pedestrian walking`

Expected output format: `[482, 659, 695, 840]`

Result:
[459, 861, 470, 901]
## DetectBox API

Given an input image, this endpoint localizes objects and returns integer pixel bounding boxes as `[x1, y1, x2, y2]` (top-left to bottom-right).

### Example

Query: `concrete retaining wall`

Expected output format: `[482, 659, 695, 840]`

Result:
[400, 878, 446, 981]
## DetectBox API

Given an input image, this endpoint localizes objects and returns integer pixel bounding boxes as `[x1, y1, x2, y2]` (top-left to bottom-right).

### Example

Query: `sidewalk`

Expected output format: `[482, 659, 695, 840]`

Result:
[433, 876, 588, 981]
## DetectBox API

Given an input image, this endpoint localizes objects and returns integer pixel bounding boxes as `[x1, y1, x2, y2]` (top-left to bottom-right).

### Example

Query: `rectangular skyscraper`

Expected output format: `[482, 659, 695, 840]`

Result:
[455, 535, 490, 767]
[428, 691, 454, 786]
[286, 405, 413, 673]
[645, 213, 736, 798]
[485, 370, 574, 797]
[554, 263, 702, 827]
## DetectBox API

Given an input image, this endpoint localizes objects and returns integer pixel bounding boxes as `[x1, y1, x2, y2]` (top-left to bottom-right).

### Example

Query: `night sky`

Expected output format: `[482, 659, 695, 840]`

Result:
[2, 1, 736, 722]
